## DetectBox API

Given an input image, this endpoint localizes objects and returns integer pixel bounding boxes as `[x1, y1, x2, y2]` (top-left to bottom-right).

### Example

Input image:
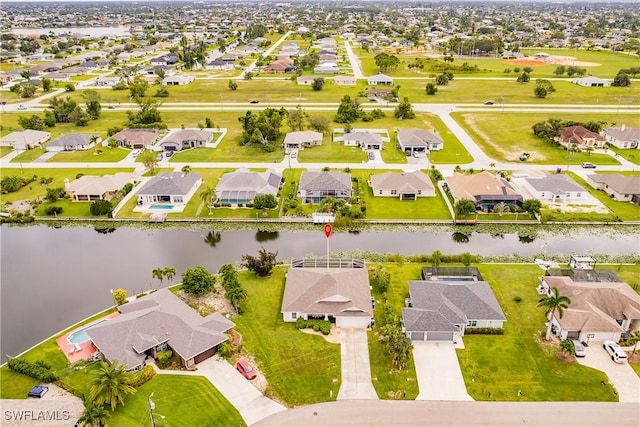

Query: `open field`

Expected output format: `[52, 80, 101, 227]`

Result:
[454, 112, 640, 164]
[48, 146, 130, 163]
[567, 172, 640, 222]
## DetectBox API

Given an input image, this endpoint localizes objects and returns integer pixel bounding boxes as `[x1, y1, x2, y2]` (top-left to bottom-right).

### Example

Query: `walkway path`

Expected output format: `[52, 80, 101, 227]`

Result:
[337, 328, 378, 400]
[154, 358, 286, 426]
[343, 40, 364, 79]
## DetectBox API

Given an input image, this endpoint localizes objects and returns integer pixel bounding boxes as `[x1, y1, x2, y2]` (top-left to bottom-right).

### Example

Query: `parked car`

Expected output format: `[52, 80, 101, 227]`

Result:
[413, 152, 420, 158]
[107, 104, 116, 109]
[368, 151, 375, 160]
[131, 149, 141, 157]
[165, 150, 174, 158]
[249, 99, 259, 104]
[581, 162, 596, 169]
[156, 153, 163, 161]
[483, 100, 495, 105]
[572, 340, 586, 357]
[290, 151, 297, 158]
[236, 359, 257, 380]
[27, 385, 48, 398]
[603, 340, 628, 363]
[17, 104, 28, 110]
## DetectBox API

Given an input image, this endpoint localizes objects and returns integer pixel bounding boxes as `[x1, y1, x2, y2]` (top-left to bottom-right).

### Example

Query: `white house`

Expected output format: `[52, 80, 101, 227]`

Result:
[570, 76, 611, 87]
[46, 133, 100, 152]
[523, 174, 586, 202]
[397, 128, 444, 154]
[367, 73, 394, 85]
[163, 76, 195, 86]
[135, 172, 202, 208]
[369, 171, 436, 200]
[601, 125, 640, 149]
[0, 130, 50, 150]
[343, 131, 382, 150]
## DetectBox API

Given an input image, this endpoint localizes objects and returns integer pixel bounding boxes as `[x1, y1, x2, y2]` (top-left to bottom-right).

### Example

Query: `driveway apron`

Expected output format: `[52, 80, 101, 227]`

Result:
[337, 328, 378, 400]
[413, 341, 473, 401]
[577, 343, 640, 403]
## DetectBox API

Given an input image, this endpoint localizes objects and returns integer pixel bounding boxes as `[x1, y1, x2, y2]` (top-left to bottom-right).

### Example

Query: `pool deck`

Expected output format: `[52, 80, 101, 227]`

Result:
[55, 312, 120, 363]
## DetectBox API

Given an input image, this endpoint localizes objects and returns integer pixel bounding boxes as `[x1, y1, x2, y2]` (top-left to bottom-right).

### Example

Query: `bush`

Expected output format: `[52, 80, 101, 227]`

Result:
[8, 358, 58, 382]
[128, 365, 156, 387]
[295, 318, 331, 335]
[112, 288, 127, 305]
[253, 194, 277, 210]
[514, 296, 522, 303]
[464, 327, 504, 335]
[44, 205, 63, 215]
[217, 341, 233, 359]
[1, 175, 33, 193]
[90, 200, 113, 216]
[155, 350, 173, 369]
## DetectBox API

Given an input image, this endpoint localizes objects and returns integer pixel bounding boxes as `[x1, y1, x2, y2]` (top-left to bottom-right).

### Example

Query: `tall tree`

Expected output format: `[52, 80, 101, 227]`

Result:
[538, 287, 571, 340]
[182, 266, 215, 295]
[200, 186, 216, 215]
[137, 150, 158, 174]
[152, 267, 164, 287]
[88, 361, 136, 410]
[163, 267, 176, 284]
[241, 247, 278, 276]
[394, 97, 415, 120]
[78, 401, 110, 426]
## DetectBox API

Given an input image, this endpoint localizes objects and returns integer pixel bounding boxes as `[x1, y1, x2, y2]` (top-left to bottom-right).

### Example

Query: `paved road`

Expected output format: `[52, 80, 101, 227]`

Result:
[238, 31, 292, 80]
[254, 400, 640, 426]
[343, 40, 364, 79]
[577, 343, 640, 403]
[413, 341, 473, 401]
[337, 328, 378, 400]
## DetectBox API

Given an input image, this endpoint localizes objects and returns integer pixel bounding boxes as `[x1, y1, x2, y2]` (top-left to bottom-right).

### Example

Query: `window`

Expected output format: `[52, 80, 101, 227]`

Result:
[417, 190, 422, 195]
[390, 190, 397, 195]
[379, 190, 382, 195]
[291, 312, 297, 319]
[576, 193, 581, 198]
[174, 196, 183, 203]
[467, 320, 477, 327]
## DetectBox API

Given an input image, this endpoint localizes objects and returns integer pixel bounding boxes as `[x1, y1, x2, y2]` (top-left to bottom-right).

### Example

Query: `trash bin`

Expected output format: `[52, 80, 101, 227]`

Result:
[556, 167, 562, 174]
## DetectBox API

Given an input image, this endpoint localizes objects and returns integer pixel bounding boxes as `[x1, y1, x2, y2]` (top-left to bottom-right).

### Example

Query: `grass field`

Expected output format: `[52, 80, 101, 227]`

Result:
[568, 172, 640, 222]
[233, 268, 341, 406]
[48, 147, 130, 163]
[454, 112, 640, 164]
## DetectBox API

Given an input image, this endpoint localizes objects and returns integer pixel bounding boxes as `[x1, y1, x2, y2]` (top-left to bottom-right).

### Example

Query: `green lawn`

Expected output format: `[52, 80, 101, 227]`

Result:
[457, 264, 616, 401]
[233, 268, 341, 406]
[568, 172, 640, 222]
[598, 264, 640, 293]
[0, 146, 13, 157]
[10, 146, 48, 163]
[48, 147, 130, 163]
[454, 112, 640, 165]
[607, 145, 640, 166]
[109, 375, 244, 427]
[297, 140, 367, 163]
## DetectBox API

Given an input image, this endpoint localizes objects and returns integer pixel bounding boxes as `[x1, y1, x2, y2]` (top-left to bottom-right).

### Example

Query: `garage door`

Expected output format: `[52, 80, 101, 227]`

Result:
[566, 331, 580, 340]
[193, 347, 216, 364]
[410, 332, 425, 341]
[336, 316, 370, 328]
[426, 332, 454, 341]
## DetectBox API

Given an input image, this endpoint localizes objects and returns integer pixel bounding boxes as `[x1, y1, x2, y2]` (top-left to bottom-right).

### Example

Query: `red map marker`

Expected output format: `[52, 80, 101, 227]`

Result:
[324, 223, 332, 238]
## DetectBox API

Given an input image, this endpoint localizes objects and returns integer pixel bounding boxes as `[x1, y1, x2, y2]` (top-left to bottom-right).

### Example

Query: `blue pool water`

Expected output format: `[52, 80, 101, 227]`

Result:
[150, 204, 174, 210]
[67, 320, 107, 344]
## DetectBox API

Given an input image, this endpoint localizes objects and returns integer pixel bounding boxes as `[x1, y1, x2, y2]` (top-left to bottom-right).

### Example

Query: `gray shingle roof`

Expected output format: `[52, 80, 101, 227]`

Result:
[344, 132, 382, 145]
[48, 133, 95, 148]
[136, 172, 201, 196]
[164, 129, 213, 143]
[603, 126, 640, 142]
[397, 128, 443, 148]
[588, 174, 640, 195]
[215, 168, 281, 198]
[299, 171, 352, 192]
[525, 174, 584, 193]
[369, 171, 434, 194]
[87, 289, 234, 369]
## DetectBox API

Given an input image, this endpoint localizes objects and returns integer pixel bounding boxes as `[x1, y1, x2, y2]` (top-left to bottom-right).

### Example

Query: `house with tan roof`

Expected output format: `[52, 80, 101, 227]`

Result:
[87, 289, 234, 371]
[283, 131, 323, 150]
[343, 131, 382, 150]
[65, 172, 136, 201]
[587, 174, 640, 204]
[556, 125, 606, 151]
[397, 128, 444, 155]
[445, 171, 523, 211]
[367, 73, 393, 85]
[601, 125, 640, 149]
[159, 128, 214, 152]
[281, 265, 373, 328]
[332, 76, 357, 86]
[369, 171, 435, 200]
[110, 129, 159, 149]
[539, 276, 640, 342]
[0, 130, 50, 150]
[298, 171, 352, 203]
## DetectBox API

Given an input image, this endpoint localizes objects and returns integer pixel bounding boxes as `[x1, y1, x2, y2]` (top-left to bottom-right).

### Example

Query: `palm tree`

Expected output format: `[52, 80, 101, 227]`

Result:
[163, 266, 176, 285]
[585, 146, 594, 156]
[78, 401, 110, 426]
[88, 361, 136, 411]
[629, 330, 640, 353]
[152, 267, 164, 287]
[538, 287, 571, 340]
[181, 165, 192, 175]
[90, 135, 101, 154]
[200, 186, 216, 215]
[493, 202, 510, 217]
[226, 285, 248, 312]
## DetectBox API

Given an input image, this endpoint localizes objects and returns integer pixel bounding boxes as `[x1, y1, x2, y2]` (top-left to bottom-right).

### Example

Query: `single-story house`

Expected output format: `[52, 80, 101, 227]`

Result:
[0, 130, 50, 150]
[402, 279, 506, 342]
[523, 174, 586, 202]
[215, 168, 282, 205]
[281, 266, 373, 328]
[296, 76, 317, 85]
[539, 276, 640, 343]
[397, 128, 444, 154]
[42, 72, 71, 82]
[283, 131, 323, 150]
[556, 126, 606, 151]
[163, 75, 195, 86]
[587, 174, 640, 204]
[343, 131, 382, 150]
[332, 76, 357, 86]
[159, 129, 214, 151]
[314, 64, 340, 74]
[367, 73, 394, 85]
[365, 88, 392, 99]
[601, 125, 640, 149]
[298, 171, 352, 203]
[264, 58, 295, 74]
[206, 60, 234, 70]
[369, 171, 435, 200]
[136, 171, 202, 207]
[87, 288, 234, 371]
[94, 76, 122, 86]
[46, 133, 100, 152]
[65, 172, 136, 201]
[110, 129, 159, 149]
[445, 171, 524, 211]
[570, 76, 611, 87]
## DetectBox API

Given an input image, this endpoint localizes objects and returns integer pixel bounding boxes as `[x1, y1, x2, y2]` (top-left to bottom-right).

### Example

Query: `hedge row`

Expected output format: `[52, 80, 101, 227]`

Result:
[295, 318, 331, 335]
[8, 358, 58, 382]
[465, 327, 505, 335]
[128, 365, 156, 387]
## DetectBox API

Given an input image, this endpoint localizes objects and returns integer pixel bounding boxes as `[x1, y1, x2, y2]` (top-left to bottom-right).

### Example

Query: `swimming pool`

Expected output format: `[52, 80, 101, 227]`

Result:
[150, 204, 174, 210]
[67, 319, 108, 344]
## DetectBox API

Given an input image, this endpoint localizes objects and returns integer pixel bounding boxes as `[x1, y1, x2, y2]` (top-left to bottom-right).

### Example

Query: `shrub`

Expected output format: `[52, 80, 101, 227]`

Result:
[237, 203, 244, 207]
[514, 296, 522, 303]
[1, 175, 32, 193]
[217, 341, 233, 359]
[112, 288, 127, 305]
[253, 194, 277, 210]
[155, 350, 173, 368]
[295, 318, 331, 335]
[8, 358, 58, 382]
[128, 365, 156, 387]
[90, 200, 113, 216]
[44, 205, 63, 215]
[464, 327, 504, 335]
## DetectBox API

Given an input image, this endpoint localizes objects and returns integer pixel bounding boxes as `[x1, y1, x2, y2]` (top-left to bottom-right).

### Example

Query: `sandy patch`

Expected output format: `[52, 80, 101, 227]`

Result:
[506, 56, 600, 67]
[4, 200, 34, 215]
[505, 59, 546, 67]
[176, 284, 235, 317]
[299, 326, 342, 344]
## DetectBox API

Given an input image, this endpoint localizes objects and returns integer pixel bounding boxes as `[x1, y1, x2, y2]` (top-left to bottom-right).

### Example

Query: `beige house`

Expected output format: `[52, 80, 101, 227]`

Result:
[445, 171, 523, 211]
[587, 174, 640, 204]
[110, 129, 159, 149]
[556, 126, 606, 151]
[283, 131, 323, 150]
[601, 125, 640, 149]
[65, 172, 136, 201]
[0, 130, 50, 150]
[369, 171, 435, 200]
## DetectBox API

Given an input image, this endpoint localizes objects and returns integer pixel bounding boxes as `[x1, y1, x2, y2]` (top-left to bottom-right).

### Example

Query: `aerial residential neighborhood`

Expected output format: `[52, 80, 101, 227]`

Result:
[0, 1, 639, 426]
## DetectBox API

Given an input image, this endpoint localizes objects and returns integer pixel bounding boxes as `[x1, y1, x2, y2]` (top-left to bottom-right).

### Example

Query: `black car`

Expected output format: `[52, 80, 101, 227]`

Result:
[483, 100, 495, 105]
[249, 100, 259, 104]
[28, 385, 48, 398]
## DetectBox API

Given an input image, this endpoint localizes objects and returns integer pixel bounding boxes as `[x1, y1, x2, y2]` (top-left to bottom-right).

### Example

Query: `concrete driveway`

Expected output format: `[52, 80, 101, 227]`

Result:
[337, 328, 378, 400]
[160, 357, 286, 426]
[413, 341, 473, 401]
[577, 343, 640, 403]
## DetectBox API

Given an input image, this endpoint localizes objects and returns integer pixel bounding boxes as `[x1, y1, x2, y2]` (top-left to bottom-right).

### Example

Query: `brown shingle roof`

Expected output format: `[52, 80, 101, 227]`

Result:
[445, 171, 521, 201]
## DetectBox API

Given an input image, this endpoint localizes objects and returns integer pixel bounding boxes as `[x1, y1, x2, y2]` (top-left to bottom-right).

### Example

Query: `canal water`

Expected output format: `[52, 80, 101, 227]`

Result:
[1, 224, 638, 362]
